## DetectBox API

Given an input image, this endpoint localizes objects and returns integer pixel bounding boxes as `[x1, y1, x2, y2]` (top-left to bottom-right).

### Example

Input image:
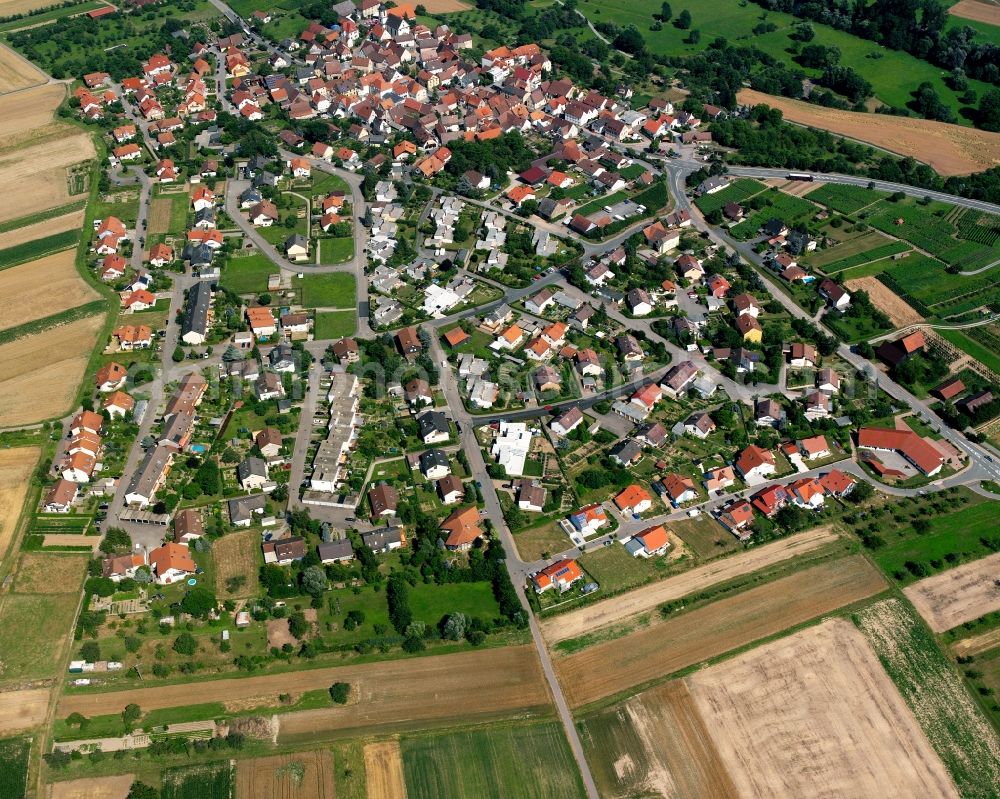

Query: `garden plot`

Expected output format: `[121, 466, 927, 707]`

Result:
[844, 275, 924, 327]
[688, 618, 959, 799]
[903, 551, 1000, 632]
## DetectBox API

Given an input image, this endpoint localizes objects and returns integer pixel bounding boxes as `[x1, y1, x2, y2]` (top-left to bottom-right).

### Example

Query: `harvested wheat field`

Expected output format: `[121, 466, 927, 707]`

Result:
[0, 447, 39, 562]
[0, 250, 98, 331]
[0, 208, 82, 251]
[903, 551, 1000, 632]
[59, 645, 551, 730]
[365, 741, 407, 799]
[236, 751, 335, 799]
[737, 89, 1000, 176]
[14, 553, 87, 594]
[0, 135, 94, 223]
[0, 686, 49, 735]
[0, 82, 68, 149]
[542, 527, 838, 644]
[0, 314, 104, 427]
[580, 680, 738, 799]
[48, 775, 135, 799]
[845, 275, 923, 327]
[949, 0, 1000, 24]
[146, 197, 172, 236]
[556, 555, 887, 708]
[688, 618, 958, 799]
[0, 42, 47, 93]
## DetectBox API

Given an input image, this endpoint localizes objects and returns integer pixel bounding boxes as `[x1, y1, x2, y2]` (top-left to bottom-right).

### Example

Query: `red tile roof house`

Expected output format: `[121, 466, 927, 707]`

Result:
[734, 444, 777, 483]
[532, 558, 583, 593]
[751, 484, 788, 518]
[819, 468, 857, 497]
[718, 499, 755, 540]
[614, 484, 653, 515]
[626, 525, 671, 558]
[148, 542, 196, 585]
[857, 427, 944, 476]
[95, 362, 128, 392]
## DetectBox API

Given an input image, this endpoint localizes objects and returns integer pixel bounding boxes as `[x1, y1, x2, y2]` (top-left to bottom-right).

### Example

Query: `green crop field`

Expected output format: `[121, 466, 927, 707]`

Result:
[402, 722, 585, 799]
[694, 178, 766, 215]
[0, 233, 78, 271]
[314, 310, 356, 340]
[869, 496, 1000, 584]
[160, 762, 233, 799]
[855, 599, 1000, 797]
[220, 253, 276, 295]
[807, 184, 887, 215]
[866, 201, 999, 269]
[939, 327, 1000, 374]
[882, 254, 1000, 317]
[0, 737, 29, 799]
[30, 514, 91, 535]
[297, 272, 355, 308]
[811, 235, 910, 274]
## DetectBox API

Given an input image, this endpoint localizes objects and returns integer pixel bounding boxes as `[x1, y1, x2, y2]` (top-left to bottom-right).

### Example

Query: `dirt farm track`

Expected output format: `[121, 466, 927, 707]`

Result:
[737, 89, 1000, 176]
[903, 550, 1000, 632]
[58, 646, 553, 735]
[688, 619, 959, 799]
[541, 526, 838, 644]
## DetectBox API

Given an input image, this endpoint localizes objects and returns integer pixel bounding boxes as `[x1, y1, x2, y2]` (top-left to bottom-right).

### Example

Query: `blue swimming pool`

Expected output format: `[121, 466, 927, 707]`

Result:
[190, 444, 207, 453]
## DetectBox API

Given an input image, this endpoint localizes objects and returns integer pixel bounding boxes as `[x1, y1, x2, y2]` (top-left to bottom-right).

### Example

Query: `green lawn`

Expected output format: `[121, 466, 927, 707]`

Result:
[319, 236, 353, 263]
[311, 171, 351, 195]
[408, 581, 501, 626]
[871, 496, 1000, 583]
[402, 722, 586, 799]
[297, 272, 355, 308]
[220, 253, 276, 295]
[694, 178, 767, 215]
[314, 310, 357, 340]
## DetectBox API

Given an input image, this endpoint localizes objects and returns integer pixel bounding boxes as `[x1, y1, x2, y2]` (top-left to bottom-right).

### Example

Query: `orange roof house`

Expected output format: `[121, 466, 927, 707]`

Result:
[506, 185, 535, 206]
[148, 542, 197, 584]
[614, 484, 653, 515]
[95, 362, 127, 391]
[532, 558, 582, 593]
[443, 327, 470, 347]
[440, 505, 483, 551]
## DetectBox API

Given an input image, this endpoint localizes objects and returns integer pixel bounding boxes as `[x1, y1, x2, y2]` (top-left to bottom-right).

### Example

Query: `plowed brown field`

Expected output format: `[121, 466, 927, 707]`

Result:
[58, 646, 552, 738]
[737, 89, 1000, 176]
[949, 0, 1000, 25]
[688, 618, 959, 799]
[555, 555, 887, 707]
[0, 686, 49, 734]
[542, 526, 839, 644]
